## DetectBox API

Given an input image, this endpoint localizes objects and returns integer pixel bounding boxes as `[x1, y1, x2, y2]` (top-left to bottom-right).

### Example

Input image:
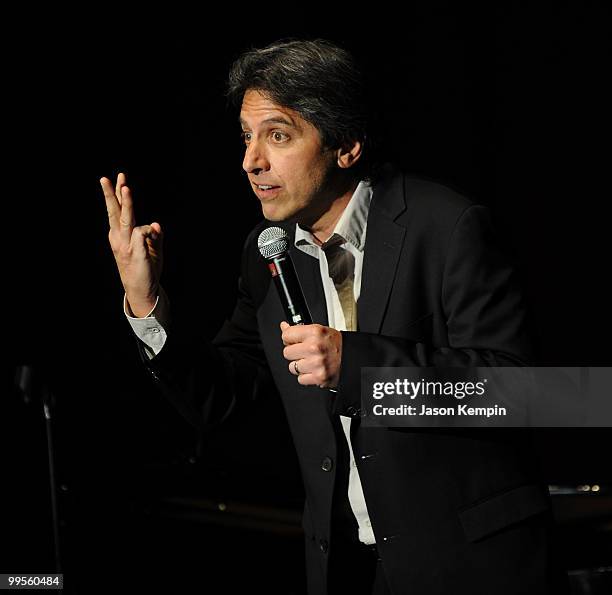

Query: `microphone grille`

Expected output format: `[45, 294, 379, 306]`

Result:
[258, 227, 289, 259]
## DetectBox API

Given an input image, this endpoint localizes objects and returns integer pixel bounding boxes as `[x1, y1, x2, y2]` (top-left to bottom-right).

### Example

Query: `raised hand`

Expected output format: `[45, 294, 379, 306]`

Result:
[101, 172, 164, 317]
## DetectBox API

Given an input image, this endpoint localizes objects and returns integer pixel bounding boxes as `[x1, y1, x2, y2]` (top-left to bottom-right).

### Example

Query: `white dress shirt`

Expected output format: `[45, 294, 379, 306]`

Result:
[125, 179, 376, 544]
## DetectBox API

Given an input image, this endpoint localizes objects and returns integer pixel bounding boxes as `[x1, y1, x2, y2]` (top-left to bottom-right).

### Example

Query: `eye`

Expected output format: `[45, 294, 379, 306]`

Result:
[271, 130, 289, 143]
[241, 131, 252, 144]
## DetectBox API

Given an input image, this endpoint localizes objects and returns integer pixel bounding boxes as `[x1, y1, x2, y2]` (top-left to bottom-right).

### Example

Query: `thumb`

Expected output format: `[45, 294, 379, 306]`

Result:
[279, 321, 290, 346]
[149, 221, 163, 241]
[147, 223, 164, 257]
[132, 224, 162, 258]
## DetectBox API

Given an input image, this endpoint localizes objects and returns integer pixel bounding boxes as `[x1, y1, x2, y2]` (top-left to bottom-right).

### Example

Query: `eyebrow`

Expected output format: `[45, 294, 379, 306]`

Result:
[239, 116, 298, 129]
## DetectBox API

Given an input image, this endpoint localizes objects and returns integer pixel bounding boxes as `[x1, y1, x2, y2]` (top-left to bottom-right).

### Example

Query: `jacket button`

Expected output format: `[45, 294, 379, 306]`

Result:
[319, 539, 329, 554]
[321, 457, 333, 472]
[346, 406, 360, 417]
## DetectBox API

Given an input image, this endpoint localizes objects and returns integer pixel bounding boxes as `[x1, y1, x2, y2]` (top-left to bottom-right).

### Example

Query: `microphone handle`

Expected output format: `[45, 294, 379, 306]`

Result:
[268, 253, 313, 325]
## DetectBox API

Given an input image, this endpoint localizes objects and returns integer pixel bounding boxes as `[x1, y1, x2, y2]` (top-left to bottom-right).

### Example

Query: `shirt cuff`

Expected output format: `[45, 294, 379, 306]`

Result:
[124, 286, 171, 359]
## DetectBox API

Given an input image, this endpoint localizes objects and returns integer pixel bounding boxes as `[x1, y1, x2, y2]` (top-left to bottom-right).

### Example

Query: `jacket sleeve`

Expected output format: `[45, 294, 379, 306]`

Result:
[134, 228, 274, 432]
[332, 204, 534, 416]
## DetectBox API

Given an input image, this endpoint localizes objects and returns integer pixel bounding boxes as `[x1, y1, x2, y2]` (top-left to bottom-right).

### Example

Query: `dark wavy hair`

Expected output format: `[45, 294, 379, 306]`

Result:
[226, 38, 380, 182]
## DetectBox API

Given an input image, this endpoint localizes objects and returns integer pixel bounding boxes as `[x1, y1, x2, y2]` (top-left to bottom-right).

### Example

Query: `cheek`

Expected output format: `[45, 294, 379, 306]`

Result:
[276, 164, 306, 197]
[276, 148, 330, 200]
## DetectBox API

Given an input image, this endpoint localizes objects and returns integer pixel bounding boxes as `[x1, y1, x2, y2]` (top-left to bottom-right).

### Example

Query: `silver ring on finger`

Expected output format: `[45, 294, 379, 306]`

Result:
[293, 360, 300, 376]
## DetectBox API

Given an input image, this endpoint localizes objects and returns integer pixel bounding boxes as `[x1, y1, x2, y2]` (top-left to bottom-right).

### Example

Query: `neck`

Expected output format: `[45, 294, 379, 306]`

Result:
[305, 180, 359, 246]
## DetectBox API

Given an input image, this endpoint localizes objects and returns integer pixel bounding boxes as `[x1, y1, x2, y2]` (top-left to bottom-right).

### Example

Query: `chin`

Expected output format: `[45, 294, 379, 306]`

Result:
[262, 206, 297, 223]
[262, 209, 285, 222]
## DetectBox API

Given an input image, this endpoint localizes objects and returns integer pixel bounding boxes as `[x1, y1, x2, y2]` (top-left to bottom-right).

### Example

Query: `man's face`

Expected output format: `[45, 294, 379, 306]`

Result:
[240, 89, 338, 224]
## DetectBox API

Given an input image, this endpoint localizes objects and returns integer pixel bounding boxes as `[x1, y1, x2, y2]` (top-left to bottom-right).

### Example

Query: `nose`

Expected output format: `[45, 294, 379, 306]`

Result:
[242, 138, 270, 175]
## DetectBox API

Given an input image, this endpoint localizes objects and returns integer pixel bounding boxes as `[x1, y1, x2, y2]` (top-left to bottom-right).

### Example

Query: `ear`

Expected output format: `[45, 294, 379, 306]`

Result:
[336, 139, 363, 170]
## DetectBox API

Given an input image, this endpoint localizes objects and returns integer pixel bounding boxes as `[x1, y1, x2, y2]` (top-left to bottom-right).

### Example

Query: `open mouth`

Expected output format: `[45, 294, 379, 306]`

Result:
[254, 183, 282, 198]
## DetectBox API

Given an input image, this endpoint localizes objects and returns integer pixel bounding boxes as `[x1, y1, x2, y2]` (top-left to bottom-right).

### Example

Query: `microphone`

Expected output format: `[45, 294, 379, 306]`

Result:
[257, 227, 313, 325]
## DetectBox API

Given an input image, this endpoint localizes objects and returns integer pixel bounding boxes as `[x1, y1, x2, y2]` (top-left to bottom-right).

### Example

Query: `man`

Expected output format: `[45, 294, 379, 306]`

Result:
[101, 39, 565, 594]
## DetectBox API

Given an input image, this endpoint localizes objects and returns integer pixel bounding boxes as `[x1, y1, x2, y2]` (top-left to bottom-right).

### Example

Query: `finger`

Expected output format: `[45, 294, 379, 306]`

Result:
[290, 358, 309, 375]
[115, 172, 126, 206]
[119, 184, 136, 242]
[283, 343, 309, 362]
[281, 323, 311, 345]
[297, 373, 318, 386]
[131, 224, 157, 258]
[144, 222, 164, 264]
[100, 176, 121, 229]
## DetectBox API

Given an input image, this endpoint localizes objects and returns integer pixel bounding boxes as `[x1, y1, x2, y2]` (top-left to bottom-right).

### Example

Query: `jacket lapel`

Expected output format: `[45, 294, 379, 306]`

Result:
[358, 167, 407, 334]
[287, 230, 329, 327]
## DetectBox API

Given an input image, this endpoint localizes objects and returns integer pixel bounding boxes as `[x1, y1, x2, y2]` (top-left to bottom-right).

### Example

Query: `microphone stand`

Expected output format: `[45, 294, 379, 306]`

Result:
[14, 365, 62, 574]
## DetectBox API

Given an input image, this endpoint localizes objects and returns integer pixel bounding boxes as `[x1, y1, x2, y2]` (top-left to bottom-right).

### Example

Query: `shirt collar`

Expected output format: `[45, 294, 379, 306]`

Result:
[294, 179, 373, 252]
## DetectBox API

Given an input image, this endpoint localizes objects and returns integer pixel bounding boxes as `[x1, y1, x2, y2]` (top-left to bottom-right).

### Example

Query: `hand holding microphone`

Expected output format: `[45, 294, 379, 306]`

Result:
[258, 227, 342, 389]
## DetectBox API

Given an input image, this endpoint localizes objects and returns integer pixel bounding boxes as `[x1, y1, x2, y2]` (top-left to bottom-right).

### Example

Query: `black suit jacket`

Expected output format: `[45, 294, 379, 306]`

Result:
[137, 165, 565, 594]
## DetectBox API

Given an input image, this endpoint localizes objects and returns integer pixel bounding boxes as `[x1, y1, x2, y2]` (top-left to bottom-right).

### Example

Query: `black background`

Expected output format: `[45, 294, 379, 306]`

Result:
[3, 4, 610, 593]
